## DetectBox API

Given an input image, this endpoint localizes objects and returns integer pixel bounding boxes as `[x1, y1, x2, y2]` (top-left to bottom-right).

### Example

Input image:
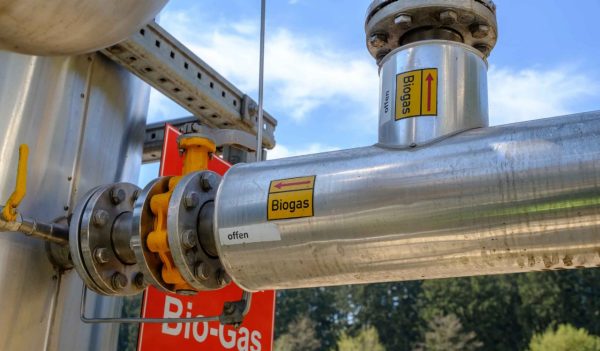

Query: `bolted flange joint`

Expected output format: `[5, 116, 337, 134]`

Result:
[365, 0, 498, 62]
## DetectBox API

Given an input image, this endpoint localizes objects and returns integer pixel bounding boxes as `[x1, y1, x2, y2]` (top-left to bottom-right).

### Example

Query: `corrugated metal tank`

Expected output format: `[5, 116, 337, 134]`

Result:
[0, 51, 148, 350]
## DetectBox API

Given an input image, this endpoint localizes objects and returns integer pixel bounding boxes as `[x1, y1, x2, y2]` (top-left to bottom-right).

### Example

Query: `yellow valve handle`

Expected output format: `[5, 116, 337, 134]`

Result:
[2, 144, 29, 222]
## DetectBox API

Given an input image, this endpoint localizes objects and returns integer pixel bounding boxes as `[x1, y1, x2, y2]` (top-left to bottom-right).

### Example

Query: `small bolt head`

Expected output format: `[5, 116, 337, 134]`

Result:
[200, 174, 216, 191]
[470, 24, 490, 39]
[474, 43, 492, 56]
[194, 262, 210, 280]
[394, 14, 412, 29]
[182, 229, 197, 249]
[111, 272, 128, 290]
[92, 210, 110, 227]
[110, 188, 126, 205]
[217, 269, 230, 286]
[184, 192, 199, 209]
[93, 247, 110, 264]
[368, 32, 388, 48]
[132, 190, 141, 203]
[134, 273, 145, 288]
[439, 10, 458, 25]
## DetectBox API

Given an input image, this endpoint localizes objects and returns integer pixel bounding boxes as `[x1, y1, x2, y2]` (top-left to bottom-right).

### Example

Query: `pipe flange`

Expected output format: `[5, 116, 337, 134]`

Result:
[167, 171, 227, 291]
[78, 183, 146, 296]
[366, 0, 497, 60]
[70, 186, 109, 294]
[131, 177, 178, 293]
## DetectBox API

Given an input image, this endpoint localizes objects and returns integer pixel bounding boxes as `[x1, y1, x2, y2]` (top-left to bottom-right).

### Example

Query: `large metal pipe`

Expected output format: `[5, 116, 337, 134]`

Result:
[215, 112, 600, 291]
[0, 0, 168, 55]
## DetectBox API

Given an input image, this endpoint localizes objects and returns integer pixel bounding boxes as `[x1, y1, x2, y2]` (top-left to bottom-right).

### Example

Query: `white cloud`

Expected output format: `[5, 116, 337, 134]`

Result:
[488, 65, 598, 126]
[160, 10, 378, 123]
[268, 143, 340, 159]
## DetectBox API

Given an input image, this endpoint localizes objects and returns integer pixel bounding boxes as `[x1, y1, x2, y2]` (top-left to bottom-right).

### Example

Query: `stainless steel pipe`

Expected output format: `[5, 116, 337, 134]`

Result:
[215, 112, 600, 291]
[378, 41, 488, 146]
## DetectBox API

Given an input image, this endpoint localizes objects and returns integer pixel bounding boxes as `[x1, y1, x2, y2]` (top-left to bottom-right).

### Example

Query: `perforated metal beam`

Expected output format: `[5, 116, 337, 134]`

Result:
[101, 22, 277, 149]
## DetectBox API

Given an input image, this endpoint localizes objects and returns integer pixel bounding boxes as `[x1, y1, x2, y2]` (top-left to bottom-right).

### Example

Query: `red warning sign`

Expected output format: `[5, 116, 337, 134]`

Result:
[137, 124, 275, 351]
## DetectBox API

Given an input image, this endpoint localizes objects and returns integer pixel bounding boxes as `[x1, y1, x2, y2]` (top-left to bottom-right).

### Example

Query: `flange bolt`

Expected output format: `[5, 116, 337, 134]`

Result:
[184, 192, 199, 209]
[439, 10, 458, 25]
[182, 229, 197, 249]
[394, 14, 412, 29]
[470, 24, 490, 39]
[368, 32, 388, 48]
[134, 273, 145, 288]
[110, 188, 126, 205]
[92, 210, 110, 227]
[194, 262, 210, 280]
[93, 247, 110, 264]
[111, 272, 128, 290]
[200, 174, 216, 192]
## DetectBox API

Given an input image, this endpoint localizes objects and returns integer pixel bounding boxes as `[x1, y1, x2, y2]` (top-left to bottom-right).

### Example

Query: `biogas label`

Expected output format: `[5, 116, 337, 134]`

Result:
[267, 176, 315, 220]
[395, 68, 438, 120]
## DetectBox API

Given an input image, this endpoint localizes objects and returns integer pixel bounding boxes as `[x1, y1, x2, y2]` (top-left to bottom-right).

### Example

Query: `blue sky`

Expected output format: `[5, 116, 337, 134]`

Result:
[141, 0, 600, 182]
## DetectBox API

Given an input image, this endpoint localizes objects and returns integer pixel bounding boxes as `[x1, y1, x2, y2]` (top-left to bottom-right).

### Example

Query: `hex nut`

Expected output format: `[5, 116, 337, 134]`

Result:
[194, 262, 210, 280]
[439, 10, 458, 25]
[182, 229, 197, 249]
[92, 210, 110, 227]
[134, 272, 145, 288]
[111, 272, 128, 290]
[132, 189, 141, 203]
[470, 24, 490, 39]
[200, 174, 216, 192]
[368, 32, 388, 48]
[93, 247, 110, 264]
[184, 192, 199, 208]
[474, 43, 492, 56]
[110, 188, 126, 205]
[394, 14, 412, 29]
[217, 269, 230, 286]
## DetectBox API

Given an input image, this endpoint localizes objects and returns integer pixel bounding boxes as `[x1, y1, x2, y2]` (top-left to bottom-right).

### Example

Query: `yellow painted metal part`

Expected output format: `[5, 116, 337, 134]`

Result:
[1, 144, 29, 222]
[147, 136, 216, 291]
[180, 136, 216, 174]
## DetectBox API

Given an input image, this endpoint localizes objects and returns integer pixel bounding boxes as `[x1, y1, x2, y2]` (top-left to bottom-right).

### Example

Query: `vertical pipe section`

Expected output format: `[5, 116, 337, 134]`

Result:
[215, 112, 600, 291]
[378, 41, 488, 147]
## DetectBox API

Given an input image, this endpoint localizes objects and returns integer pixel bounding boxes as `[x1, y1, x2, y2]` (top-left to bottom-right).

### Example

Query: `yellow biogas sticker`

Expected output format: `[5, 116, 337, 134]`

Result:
[267, 176, 316, 220]
[395, 68, 438, 120]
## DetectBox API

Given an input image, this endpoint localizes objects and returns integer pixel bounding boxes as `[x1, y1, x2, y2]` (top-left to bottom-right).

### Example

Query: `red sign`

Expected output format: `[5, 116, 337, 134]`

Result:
[138, 124, 275, 351]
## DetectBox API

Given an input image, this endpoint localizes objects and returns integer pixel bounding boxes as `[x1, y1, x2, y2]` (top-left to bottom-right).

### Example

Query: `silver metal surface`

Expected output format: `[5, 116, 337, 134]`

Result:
[0, 51, 148, 350]
[0, 208, 69, 245]
[366, 0, 497, 60]
[0, 0, 167, 55]
[131, 177, 177, 293]
[78, 183, 145, 296]
[215, 112, 600, 291]
[379, 41, 488, 146]
[256, 0, 267, 161]
[102, 21, 278, 149]
[168, 171, 225, 291]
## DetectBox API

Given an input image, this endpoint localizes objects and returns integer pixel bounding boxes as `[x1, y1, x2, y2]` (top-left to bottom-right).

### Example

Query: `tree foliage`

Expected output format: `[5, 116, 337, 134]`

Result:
[337, 326, 385, 351]
[528, 324, 600, 351]
[274, 315, 321, 351]
[413, 313, 482, 351]
[275, 269, 599, 351]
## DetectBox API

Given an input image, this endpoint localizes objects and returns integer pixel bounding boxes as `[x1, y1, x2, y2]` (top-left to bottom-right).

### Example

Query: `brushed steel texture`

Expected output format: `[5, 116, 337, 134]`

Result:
[215, 112, 600, 291]
[0, 51, 148, 350]
[0, 0, 168, 55]
[378, 41, 488, 147]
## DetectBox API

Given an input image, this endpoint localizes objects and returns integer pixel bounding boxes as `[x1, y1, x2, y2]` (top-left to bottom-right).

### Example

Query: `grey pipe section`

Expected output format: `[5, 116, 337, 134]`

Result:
[215, 112, 600, 291]
[0, 208, 69, 246]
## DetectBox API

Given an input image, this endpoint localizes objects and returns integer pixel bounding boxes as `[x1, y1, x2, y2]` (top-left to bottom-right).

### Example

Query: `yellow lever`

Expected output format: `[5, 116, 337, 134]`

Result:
[2, 144, 29, 222]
